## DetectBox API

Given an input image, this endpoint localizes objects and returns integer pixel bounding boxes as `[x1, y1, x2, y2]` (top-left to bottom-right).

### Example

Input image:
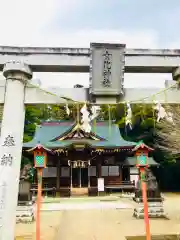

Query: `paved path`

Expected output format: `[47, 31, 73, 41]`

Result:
[55, 196, 180, 240]
[15, 195, 180, 240]
[56, 209, 126, 240]
[56, 207, 180, 240]
[41, 201, 132, 211]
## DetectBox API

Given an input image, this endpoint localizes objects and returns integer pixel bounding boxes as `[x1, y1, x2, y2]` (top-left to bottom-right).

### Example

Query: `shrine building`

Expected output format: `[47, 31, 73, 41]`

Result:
[23, 121, 158, 197]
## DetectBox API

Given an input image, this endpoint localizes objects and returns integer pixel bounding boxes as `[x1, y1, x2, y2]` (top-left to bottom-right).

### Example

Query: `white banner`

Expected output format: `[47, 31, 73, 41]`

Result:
[130, 175, 139, 187]
[98, 178, 104, 192]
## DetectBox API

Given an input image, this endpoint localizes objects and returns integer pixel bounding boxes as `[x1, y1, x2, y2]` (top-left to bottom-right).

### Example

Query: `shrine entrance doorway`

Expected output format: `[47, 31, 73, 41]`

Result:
[72, 167, 88, 188]
[81, 168, 88, 187]
[72, 168, 79, 187]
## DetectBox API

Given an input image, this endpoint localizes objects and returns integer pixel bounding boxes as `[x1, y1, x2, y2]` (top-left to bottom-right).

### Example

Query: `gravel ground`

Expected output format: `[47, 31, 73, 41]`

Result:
[15, 193, 180, 240]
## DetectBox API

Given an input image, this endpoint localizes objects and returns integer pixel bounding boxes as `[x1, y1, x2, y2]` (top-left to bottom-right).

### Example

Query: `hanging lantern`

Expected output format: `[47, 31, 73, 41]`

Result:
[132, 141, 153, 168]
[34, 149, 47, 168]
[136, 150, 148, 168]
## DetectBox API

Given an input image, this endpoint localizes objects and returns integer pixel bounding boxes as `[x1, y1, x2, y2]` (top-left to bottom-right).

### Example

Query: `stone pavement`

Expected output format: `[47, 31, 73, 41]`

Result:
[55, 196, 180, 240]
[55, 208, 180, 240]
[56, 209, 126, 240]
[15, 195, 180, 240]
[41, 201, 133, 211]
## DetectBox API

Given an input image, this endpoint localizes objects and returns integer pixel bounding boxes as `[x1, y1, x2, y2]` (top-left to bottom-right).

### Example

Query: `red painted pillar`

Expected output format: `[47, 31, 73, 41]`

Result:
[140, 167, 151, 240]
[134, 142, 152, 240]
[36, 168, 43, 240]
[33, 146, 47, 240]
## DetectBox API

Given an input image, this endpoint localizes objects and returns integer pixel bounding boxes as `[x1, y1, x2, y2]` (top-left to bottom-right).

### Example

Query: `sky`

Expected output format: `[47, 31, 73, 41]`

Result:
[0, 0, 180, 89]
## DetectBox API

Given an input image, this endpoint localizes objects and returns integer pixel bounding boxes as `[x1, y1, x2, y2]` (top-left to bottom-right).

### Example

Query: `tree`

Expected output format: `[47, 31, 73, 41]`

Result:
[20, 155, 34, 182]
[22, 102, 180, 189]
[24, 105, 43, 142]
[24, 103, 80, 141]
[23, 102, 158, 147]
[156, 104, 180, 155]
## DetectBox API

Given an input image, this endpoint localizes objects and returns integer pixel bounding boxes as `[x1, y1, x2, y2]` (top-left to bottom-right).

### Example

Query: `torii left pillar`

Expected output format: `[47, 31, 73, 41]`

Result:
[0, 61, 32, 240]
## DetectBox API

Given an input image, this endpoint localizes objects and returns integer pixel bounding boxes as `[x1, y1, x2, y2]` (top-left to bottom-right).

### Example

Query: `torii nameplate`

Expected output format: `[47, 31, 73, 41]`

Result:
[89, 43, 125, 103]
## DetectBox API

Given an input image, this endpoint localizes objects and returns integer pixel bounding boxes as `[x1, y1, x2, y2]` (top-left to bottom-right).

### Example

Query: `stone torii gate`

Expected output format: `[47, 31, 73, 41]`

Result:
[0, 43, 180, 239]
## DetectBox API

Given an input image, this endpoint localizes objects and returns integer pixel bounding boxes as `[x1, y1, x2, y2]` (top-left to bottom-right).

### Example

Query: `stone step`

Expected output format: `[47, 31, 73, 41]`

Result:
[133, 204, 165, 219]
[71, 187, 88, 196]
[16, 203, 35, 223]
[136, 202, 163, 207]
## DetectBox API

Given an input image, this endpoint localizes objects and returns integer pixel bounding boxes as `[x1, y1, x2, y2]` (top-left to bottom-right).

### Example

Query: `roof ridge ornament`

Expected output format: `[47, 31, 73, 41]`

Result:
[132, 140, 154, 152]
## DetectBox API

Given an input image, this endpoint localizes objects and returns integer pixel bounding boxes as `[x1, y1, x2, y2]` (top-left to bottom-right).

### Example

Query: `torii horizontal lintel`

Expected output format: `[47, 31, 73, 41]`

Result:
[0, 46, 180, 73]
[0, 85, 179, 104]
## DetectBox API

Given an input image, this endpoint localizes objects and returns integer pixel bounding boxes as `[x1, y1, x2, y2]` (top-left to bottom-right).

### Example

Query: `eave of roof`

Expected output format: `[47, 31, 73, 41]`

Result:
[23, 121, 137, 149]
[123, 157, 159, 166]
[132, 141, 154, 152]
[26, 144, 52, 152]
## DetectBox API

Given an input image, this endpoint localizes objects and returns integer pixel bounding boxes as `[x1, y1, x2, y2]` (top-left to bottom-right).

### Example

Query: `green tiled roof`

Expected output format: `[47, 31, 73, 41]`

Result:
[124, 157, 159, 166]
[23, 121, 137, 149]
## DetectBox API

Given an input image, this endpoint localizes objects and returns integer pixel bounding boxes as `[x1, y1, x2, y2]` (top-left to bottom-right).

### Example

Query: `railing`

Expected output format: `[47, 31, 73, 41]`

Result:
[30, 183, 56, 197]
[105, 180, 135, 190]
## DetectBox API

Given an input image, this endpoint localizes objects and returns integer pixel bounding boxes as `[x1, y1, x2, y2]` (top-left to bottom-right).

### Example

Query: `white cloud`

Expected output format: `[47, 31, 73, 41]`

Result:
[0, 0, 172, 89]
[0, 0, 58, 42]
[31, 29, 159, 48]
[168, 41, 180, 49]
[0, 0, 84, 46]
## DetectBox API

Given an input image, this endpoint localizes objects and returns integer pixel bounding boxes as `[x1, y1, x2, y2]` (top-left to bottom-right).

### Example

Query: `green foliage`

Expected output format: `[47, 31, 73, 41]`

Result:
[21, 155, 31, 168]
[24, 105, 42, 142]
[140, 118, 154, 130]
[23, 102, 170, 164]
[23, 101, 179, 190]
[21, 155, 34, 183]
